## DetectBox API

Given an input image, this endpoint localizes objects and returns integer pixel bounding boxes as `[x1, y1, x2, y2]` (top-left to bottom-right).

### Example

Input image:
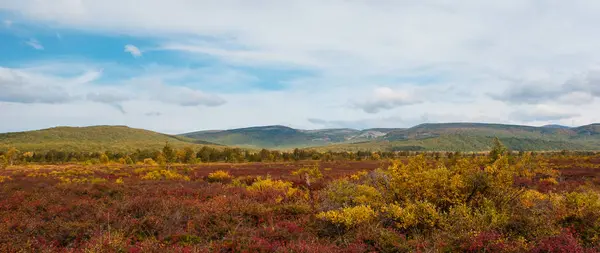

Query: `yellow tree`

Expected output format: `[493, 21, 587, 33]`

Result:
[0, 155, 7, 170]
[6, 147, 20, 166]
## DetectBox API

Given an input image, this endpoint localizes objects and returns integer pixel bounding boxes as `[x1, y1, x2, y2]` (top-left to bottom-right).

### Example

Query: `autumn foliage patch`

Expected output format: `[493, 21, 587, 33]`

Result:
[1, 142, 600, 252]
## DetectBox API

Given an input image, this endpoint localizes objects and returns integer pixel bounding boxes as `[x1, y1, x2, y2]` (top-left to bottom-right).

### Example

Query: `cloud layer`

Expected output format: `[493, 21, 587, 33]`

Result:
[1, 1, 600, 133]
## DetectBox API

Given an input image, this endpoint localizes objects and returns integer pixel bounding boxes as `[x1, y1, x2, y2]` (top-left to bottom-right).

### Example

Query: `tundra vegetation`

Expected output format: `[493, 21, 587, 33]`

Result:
[1, 140, 600, 252]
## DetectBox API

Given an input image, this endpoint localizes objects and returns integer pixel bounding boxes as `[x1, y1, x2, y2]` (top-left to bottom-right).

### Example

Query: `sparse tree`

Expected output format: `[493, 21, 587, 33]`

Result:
[162, 142, 177, 165]
[6, 147, 20, 166]
[489, 137, 508, 163]
[181, 147, 195, 164]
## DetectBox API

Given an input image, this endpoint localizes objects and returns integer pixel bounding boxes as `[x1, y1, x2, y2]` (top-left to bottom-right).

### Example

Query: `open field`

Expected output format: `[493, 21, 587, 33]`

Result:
[2, 153, 600, 252]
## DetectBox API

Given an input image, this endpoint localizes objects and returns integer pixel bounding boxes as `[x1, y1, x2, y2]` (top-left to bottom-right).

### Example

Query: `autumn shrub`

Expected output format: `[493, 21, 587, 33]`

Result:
[231, 175, 257, 187]
[245, 176, 302, 203]
[206, 170, 232, 183]
[531, 229, 586, 253]
[383, 201, 441, 231]
[143, 158, 156, 166]
[317, 205, 376, 228]
[141, 169, 190, 181]
[4, 151, 600, 252]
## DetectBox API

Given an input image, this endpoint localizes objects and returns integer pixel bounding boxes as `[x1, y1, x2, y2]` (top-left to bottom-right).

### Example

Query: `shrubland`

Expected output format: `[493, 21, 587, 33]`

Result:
[1, 140, 600, 252]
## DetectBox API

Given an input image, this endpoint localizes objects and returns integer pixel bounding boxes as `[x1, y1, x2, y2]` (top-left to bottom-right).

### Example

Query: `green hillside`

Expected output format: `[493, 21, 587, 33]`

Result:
[180, 125, 392, 149]
[0, 125, 219, 152]
[316, 123, 600, 152]
[3, 123, 599, 153]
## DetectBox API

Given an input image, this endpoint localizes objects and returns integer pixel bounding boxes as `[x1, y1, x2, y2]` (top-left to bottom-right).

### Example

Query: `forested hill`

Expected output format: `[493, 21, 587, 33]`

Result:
[2, 123, 600, 152]
[182, 123, 600, 151]
[0, 125, 219, 152]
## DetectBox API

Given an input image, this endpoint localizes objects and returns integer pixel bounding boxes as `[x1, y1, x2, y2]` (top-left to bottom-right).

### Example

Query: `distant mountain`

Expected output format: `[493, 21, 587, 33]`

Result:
[3, 123, 600, 153]
[542, 124, 571, 129]
[180, 125, 397, 149]
[317, 123, 600, 152]
[0, 126, 219, 152]
[181, 123, 600, 151]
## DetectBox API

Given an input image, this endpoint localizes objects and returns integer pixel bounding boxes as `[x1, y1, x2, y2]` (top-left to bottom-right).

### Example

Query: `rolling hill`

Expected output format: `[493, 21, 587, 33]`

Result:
[317, 123, 600, 152]
[0, 125, 220, 152]
[180, 125, 395, 149]
[183, 123, 600, 151]
[2, 123, 600, 153]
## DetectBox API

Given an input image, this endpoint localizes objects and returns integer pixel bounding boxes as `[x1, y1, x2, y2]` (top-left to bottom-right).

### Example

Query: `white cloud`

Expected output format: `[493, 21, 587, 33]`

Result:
[0, 64, 225, 110]
[1, 1, 600, 132]
[354, 87, 422, 114]
[3, 20, 12, 27]
[124, 44, 142, 57]
[146, 82, 226, 107]
[25, 39, 44, 50]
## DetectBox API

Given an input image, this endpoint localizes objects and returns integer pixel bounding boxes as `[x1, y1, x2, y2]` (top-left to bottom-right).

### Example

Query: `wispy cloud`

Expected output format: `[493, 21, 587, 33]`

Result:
[354, 87, 422, 114]
[124, 44, 142, 57]
[1, 1, 600, 131]
[25, 39, 44, 50]
[3, 20, 12, 28]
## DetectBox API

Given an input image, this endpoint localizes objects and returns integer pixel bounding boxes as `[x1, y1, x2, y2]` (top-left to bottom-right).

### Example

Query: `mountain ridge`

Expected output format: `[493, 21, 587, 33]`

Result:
[181, 123, 600, 151]
[2, 123, 600, 152]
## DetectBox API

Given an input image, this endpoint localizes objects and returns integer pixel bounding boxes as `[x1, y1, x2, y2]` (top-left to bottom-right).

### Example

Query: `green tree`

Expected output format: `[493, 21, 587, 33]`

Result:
[489, 137, 508, 163]
[162, 142, 177, 164]
[181, 147, 195, 163]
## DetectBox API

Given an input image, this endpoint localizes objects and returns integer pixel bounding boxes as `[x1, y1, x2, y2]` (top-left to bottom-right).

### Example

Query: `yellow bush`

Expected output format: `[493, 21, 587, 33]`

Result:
[291, 166, 323, 183]
[142, 169, 190, 181]
[350, 170, 368, 181]
[115, 178, 124, 184]
[562, 191, 600, 218]
[317, 205, 376, 227]
[321, 179, 383, 209]
[143, 158, 157, 166]
[207, 170, 232, 183]
[247, 176, 293, 192]
[383, 201, 440, 230]
[520, 189, 548, 208]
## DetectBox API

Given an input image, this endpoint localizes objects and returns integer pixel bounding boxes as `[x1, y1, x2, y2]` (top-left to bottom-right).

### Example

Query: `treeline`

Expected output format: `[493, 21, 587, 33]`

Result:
[0, 144, 400, 165]
[1, 140, 598, 166]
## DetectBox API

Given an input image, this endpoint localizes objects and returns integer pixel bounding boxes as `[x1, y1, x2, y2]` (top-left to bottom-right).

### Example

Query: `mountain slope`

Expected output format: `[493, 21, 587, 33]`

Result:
[317, 123, 600, 152]
[180, 125, 393, 149]
[0, 125, 219, 152]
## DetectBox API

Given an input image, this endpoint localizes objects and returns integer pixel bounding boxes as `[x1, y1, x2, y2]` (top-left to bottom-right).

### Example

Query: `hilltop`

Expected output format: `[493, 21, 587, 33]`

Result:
[180, 125, 394, 149]
[317, 123, 600, 152]
[183, 123, 600, 151]
[0, 125, 219, 152]
[2, 123, 600, 152]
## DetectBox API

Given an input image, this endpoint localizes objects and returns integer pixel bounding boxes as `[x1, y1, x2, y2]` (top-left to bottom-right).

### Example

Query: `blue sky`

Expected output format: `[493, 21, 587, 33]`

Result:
[1, 1, 600, 134]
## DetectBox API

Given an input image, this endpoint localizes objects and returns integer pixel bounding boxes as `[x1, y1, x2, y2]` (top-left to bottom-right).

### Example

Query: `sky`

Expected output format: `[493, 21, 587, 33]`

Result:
[1, 1, 599, 134]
